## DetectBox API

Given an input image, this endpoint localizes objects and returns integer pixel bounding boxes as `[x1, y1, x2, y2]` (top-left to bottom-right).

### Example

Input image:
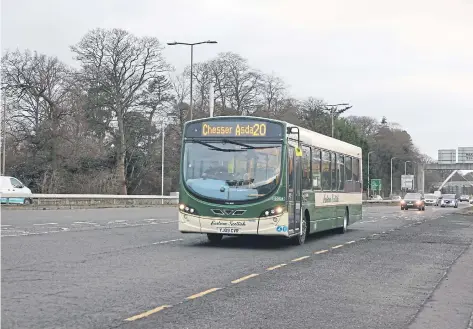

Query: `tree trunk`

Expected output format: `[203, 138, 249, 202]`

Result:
[116, 112, 128, 195]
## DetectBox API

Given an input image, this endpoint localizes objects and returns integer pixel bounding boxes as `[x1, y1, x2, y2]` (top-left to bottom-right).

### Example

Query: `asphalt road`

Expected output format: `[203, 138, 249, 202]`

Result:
[1, 203, 473, 329]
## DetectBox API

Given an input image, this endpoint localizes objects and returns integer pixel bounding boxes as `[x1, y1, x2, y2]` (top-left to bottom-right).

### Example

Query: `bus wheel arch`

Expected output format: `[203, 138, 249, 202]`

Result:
[304, 209, 311, 235]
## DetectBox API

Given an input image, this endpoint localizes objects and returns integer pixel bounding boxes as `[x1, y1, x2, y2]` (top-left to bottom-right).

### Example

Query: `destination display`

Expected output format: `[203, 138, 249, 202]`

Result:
[185, 120, 284, 138]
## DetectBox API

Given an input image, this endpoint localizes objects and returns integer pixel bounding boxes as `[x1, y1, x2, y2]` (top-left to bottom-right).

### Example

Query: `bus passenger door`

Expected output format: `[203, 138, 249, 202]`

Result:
[287, 146, 302, 234]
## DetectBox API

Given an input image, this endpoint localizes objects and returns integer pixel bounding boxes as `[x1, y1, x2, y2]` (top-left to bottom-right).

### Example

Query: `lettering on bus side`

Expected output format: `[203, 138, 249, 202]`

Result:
[323, 194, 340, 203]
[210, 220, 247, 226]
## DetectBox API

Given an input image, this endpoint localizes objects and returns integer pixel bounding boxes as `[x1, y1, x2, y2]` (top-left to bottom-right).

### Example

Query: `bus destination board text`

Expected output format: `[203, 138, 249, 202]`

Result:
[202, 123, 267, 137]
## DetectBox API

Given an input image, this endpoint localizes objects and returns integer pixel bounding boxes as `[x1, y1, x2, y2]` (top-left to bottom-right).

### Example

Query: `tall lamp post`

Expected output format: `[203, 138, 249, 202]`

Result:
[390, 157, 397, 197]
[367, 151, 374, 197]
[325, 103, 352, 137]
[166, 40, 218, 121]
[404, 160, 411, 175]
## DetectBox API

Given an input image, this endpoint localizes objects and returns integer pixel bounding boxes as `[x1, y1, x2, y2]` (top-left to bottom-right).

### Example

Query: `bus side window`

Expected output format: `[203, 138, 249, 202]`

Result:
[353, 157, 361, 191]
[311, 148, 321, 190]
[345, 156, 353, 192]
[301, 145, 311, 190]
[338, 154, 345, 191]
[331, 152, 337, 191]
[353, 158, 360, 182]
[321, 150, 331, 191]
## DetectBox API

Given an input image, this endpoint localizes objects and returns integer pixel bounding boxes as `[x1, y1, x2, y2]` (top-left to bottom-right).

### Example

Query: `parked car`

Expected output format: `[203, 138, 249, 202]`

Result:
[0, 176, 33, 205]
[424, 193, 440, 206]
[459, 195, 470, 202]
[371, 195, 383, 201]
[440, 194, 458, 208]
[400, 193, 425, 211]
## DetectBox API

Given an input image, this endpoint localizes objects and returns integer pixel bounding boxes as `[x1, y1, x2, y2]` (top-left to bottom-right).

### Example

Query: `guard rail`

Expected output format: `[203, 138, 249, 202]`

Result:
[0, 193, 178, 208]
[1, 193, 400, 209]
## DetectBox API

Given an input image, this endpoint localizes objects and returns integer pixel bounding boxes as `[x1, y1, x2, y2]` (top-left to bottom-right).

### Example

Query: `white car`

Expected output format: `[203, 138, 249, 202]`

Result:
[459, 195, 470, 202]
[440, 194, 458, 208]
[424, 193, 440, 206]
[0, 176, 33, 205]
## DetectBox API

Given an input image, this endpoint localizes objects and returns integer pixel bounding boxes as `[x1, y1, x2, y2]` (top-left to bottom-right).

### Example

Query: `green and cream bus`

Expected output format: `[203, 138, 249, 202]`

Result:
[178, 116, 363, 245]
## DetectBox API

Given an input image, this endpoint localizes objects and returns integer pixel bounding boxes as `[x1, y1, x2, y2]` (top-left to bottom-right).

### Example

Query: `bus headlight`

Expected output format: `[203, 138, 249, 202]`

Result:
[260, 206, 284, 217]
[179, 203, 198, 215]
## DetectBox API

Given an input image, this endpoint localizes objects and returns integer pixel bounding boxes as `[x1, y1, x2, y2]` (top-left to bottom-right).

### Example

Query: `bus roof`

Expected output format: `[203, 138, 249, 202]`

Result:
[184, 116, 362, 158]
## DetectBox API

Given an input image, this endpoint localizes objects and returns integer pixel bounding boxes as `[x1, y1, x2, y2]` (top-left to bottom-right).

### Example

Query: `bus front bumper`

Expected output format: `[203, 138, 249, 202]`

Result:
[178, 212, 290, 237]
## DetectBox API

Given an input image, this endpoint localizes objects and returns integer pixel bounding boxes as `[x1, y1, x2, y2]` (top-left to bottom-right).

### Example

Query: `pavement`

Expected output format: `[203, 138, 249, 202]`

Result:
[1, 203, 473, 329]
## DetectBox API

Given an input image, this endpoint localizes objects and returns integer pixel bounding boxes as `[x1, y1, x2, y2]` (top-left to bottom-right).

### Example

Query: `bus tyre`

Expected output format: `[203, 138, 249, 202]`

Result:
[23, 198, 32, 205]
[292, 217, 308, 246]
[207, 233, 223, 243]
[337, 209, 348, 234]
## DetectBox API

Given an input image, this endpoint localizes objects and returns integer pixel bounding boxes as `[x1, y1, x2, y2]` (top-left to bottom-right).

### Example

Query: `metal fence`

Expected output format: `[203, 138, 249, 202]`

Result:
[0, 193, 400, 208]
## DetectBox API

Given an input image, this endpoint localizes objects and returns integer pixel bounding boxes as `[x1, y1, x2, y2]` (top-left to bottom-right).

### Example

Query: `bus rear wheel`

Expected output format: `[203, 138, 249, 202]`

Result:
[207, 233, 223, 243]
[337, 209, 348, 234]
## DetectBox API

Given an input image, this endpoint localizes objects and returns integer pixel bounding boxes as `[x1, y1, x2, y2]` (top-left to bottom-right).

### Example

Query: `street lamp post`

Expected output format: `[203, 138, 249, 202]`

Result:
[404, 160, 412, 175]
[391, 157, 397, 197]
[367, 151, 374, 198]
[167, 40, 218, 121]
[325, 103, 352, 137]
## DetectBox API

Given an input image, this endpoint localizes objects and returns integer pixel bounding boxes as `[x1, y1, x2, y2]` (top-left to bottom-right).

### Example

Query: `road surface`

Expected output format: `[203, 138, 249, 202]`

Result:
[2, 204, 473, 329]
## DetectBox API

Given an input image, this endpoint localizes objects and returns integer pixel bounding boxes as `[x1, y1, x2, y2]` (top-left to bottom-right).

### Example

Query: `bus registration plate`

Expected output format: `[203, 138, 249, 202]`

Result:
[218, 227, 240, 234]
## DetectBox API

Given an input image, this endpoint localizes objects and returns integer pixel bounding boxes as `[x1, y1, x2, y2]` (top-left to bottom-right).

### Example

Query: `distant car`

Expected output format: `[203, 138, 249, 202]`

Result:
[459, 195, 470, 202]
[424, 193, 440, 206]
[401, 193, 425, 211]
[371, 195, 383, 200]
[440, 194, 458, 208]
[391, 195, 402, 201]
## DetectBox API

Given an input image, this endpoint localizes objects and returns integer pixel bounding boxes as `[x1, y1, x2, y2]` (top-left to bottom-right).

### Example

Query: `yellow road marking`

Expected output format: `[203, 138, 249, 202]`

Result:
[345, 240, 356, 244]
[186, 287, 220, 300]
[125, 305, 171, 321]
[332, 244, 344, 249]
[231, 273, 259, 284]
[267, 263, 287, 271]
[291, 255, 310, 262]
[314, 249, 329, 254]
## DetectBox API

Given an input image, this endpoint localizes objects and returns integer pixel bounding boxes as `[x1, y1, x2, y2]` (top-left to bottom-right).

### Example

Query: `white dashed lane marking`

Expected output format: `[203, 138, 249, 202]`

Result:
[33, 223, 59, 226]
[152, 239, 184, 245]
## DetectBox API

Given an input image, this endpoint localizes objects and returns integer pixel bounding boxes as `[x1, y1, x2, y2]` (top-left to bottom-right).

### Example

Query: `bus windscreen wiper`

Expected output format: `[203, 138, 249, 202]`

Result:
[191, 140, 244, 152]
[221, 139, 280, 150]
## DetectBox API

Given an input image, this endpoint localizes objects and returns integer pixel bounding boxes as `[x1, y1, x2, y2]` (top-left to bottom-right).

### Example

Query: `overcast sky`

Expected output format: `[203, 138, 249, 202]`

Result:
[1, 0, 472, 159]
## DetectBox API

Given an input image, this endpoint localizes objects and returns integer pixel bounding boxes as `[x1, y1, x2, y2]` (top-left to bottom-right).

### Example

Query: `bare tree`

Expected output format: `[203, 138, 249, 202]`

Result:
[259, 73, 287, 114]
[70, 28, 170, 194]
[1, 50, 72, 191]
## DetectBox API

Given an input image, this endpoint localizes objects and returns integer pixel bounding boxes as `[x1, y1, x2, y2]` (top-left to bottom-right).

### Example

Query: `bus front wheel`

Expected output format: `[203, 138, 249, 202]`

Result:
[207, 233, 223, 243]
[291, 217, 308, 246]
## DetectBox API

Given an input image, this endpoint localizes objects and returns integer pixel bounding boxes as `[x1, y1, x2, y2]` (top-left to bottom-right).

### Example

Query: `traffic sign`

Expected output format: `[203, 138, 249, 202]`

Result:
[401, 175, 414, 190]
[371, 179, 382, 190]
